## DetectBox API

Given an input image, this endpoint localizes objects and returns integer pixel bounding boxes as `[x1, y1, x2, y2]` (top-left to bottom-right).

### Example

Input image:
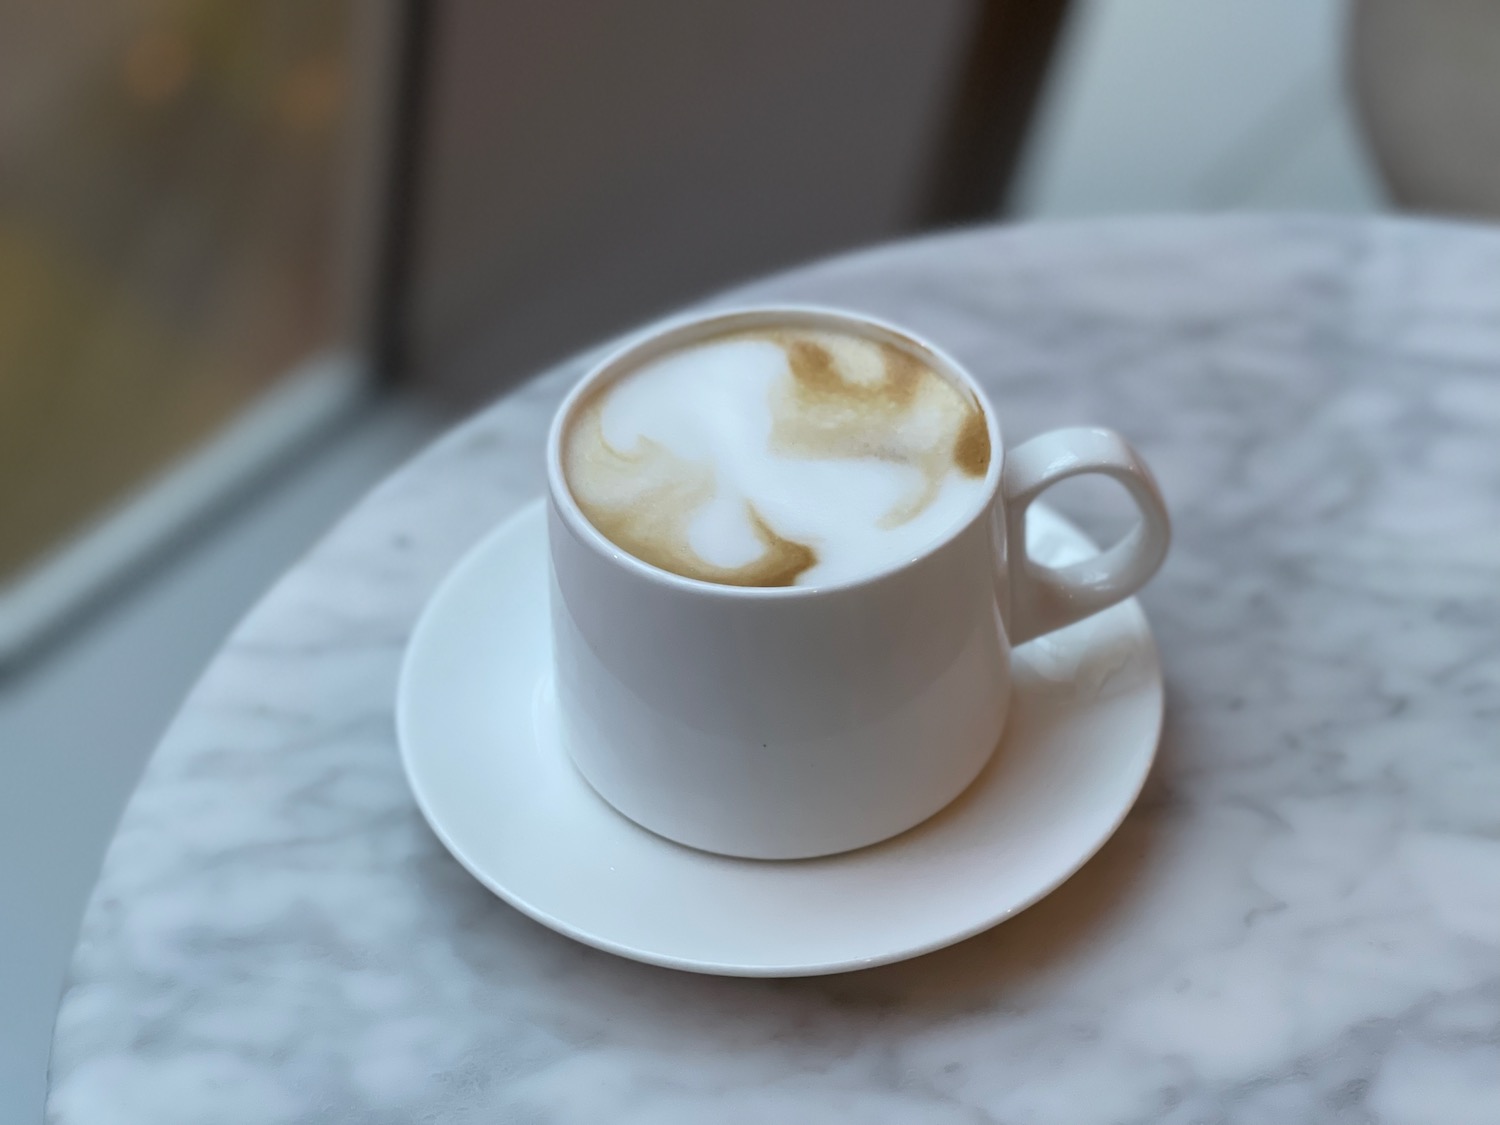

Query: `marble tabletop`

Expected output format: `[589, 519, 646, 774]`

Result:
[49, 218, 1500, 1124]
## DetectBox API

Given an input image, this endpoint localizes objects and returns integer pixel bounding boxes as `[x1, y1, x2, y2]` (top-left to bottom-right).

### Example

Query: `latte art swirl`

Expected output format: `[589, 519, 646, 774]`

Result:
[563, 327, 991, 587]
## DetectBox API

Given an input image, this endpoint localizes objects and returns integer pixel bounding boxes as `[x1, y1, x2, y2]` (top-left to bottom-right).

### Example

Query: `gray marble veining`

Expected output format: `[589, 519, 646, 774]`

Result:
[48, 218, 1500, 1124]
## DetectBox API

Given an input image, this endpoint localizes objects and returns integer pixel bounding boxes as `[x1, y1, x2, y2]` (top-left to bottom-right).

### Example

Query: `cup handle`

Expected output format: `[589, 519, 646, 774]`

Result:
[1000, 427, 1171, 645]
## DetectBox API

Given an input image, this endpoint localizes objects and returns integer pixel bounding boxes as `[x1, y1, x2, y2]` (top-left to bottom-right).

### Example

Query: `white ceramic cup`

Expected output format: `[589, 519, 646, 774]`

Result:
[546, 307, 1169, 860]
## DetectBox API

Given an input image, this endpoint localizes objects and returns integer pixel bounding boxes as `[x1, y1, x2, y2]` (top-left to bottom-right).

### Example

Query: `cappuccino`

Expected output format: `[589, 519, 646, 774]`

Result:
[563, 325, 991, 587]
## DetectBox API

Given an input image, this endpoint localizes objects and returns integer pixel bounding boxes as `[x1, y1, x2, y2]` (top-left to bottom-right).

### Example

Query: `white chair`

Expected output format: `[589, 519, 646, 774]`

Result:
[1349, 0, 1500, 217]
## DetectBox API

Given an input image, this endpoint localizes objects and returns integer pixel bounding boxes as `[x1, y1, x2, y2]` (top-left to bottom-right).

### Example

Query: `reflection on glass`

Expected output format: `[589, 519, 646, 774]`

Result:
[0, 0, 355, 583]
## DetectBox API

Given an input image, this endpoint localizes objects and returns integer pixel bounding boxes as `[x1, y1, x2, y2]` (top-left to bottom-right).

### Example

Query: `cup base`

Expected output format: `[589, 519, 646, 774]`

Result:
[543, 673, 1010, 860]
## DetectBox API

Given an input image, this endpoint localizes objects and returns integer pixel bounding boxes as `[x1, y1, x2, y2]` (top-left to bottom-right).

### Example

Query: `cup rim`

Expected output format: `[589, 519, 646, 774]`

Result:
[545, 304, 1005, 599]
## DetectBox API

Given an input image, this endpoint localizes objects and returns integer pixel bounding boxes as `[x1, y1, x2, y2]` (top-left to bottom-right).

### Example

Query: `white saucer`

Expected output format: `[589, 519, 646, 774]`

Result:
[397, 499, 1162, 977]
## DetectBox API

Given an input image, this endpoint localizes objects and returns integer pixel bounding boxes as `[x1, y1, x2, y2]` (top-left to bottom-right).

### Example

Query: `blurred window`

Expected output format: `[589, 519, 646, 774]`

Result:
[0, 0, 391, 653]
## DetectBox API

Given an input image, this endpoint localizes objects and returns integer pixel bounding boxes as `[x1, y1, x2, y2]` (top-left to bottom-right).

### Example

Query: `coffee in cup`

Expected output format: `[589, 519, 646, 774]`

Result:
[561, 324, 992, 588]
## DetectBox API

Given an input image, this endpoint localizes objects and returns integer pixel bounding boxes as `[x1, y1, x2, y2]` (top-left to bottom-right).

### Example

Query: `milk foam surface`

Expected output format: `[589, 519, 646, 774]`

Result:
[564, 328, 991, 587]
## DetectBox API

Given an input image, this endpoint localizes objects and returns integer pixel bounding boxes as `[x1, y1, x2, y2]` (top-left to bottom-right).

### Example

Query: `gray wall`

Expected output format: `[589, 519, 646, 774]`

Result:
[407, 0, 978, 401]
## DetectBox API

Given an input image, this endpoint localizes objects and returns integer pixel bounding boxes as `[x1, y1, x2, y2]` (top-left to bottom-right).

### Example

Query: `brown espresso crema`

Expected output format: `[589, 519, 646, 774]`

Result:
[563, 325, 991, 587]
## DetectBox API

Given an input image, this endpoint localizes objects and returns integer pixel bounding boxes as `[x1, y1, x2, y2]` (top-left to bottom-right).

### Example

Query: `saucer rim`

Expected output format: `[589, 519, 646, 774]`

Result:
[397, 498, 1162, 977]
